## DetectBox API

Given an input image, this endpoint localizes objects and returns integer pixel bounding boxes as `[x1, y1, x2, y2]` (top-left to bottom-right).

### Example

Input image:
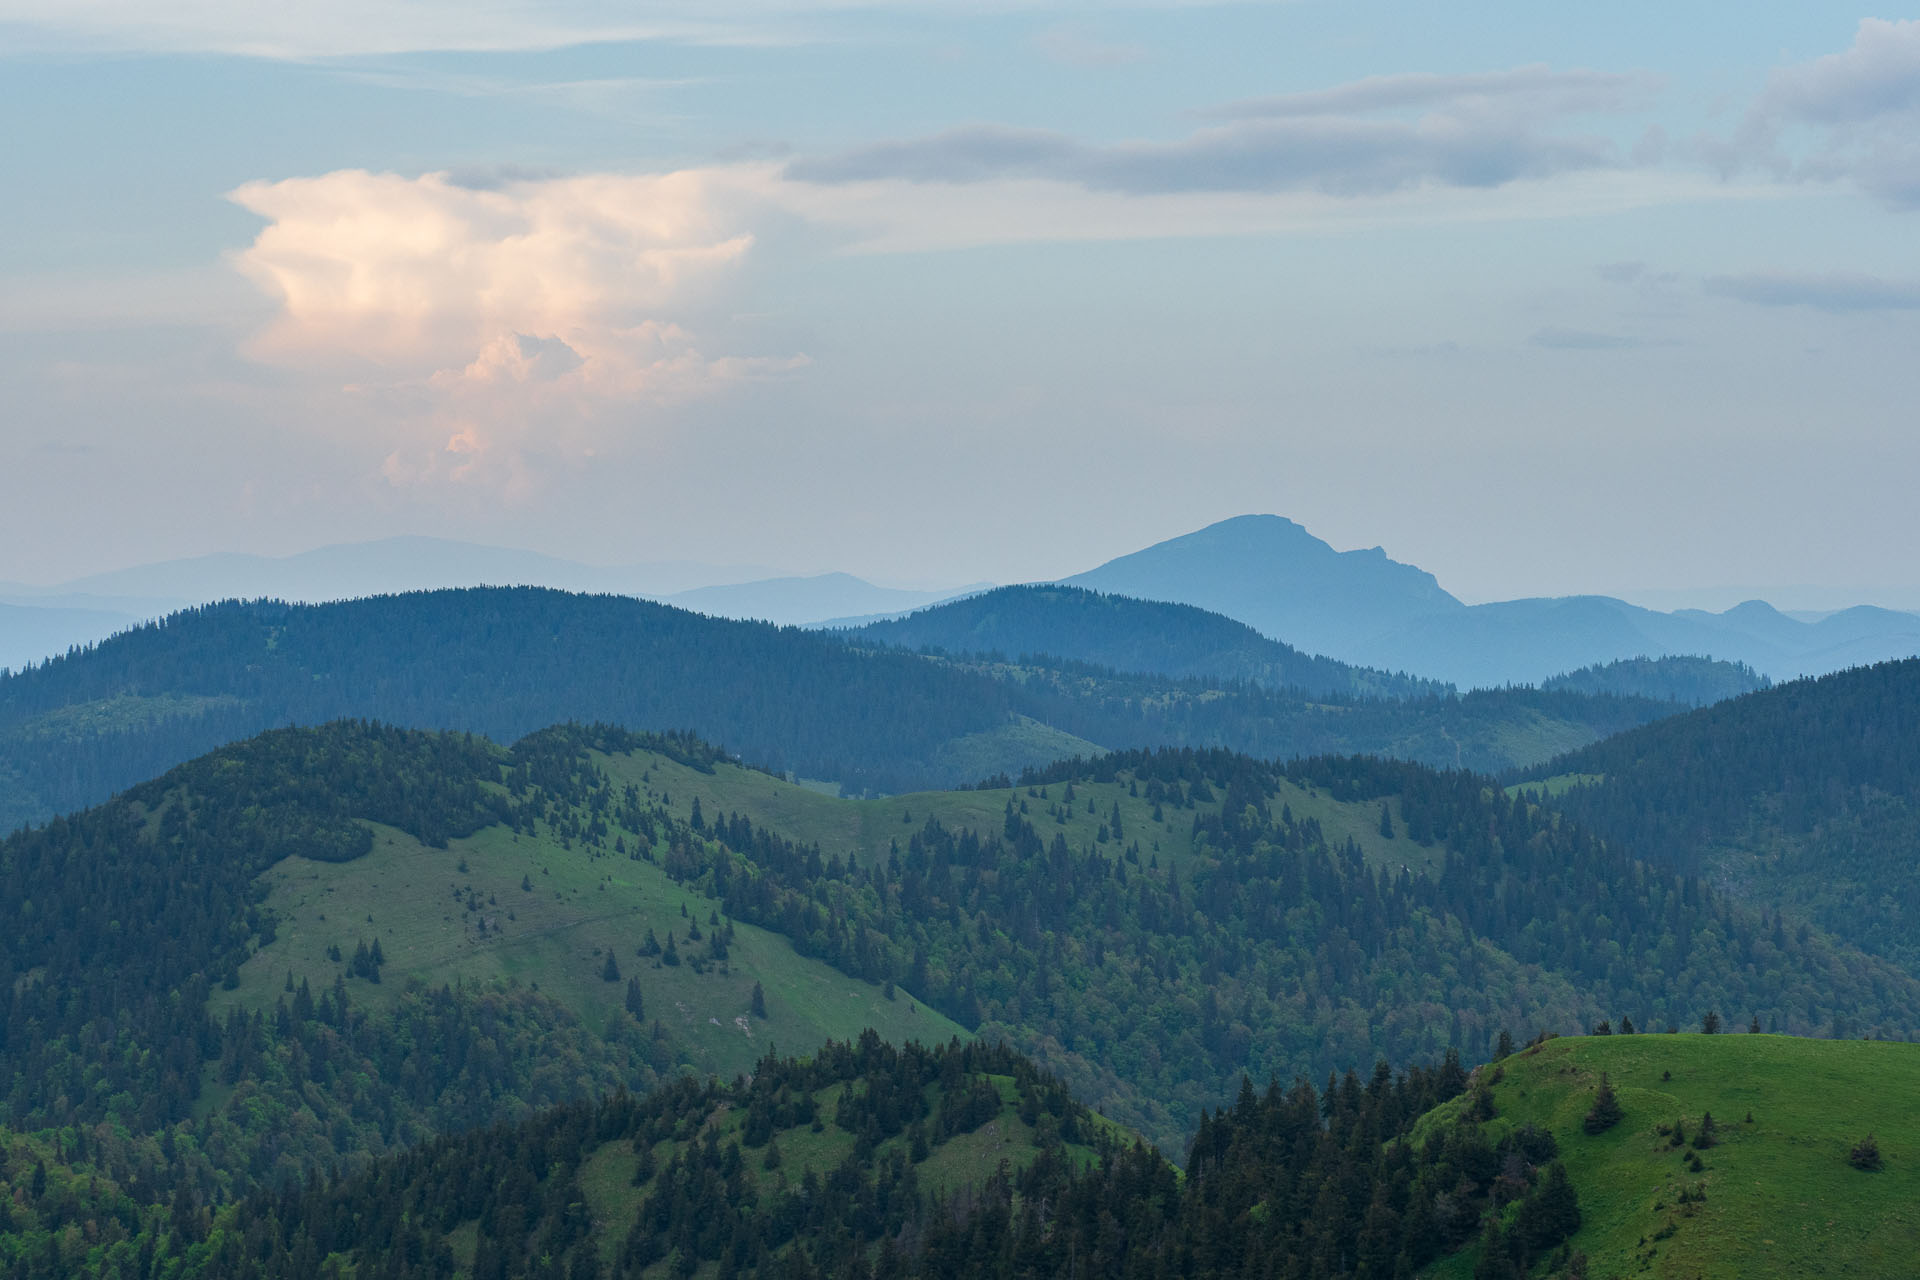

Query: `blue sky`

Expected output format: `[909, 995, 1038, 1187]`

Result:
[5, 3, 1919, 601]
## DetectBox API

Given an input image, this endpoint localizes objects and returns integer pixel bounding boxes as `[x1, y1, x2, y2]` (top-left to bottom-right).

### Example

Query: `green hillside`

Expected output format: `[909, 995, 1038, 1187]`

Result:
[596, 737, 1441, 880]
[218, 816, 964, 1086]
[1420, 1032, 1920, 1279]
[9, 718, 1920, 1277]
[1522, 659, 1920, 973]
[574, 733, 1920, 1151]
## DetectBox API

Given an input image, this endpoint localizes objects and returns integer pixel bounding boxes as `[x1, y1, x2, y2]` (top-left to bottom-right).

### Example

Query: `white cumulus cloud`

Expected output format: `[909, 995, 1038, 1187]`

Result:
[227, 166, 806, 492]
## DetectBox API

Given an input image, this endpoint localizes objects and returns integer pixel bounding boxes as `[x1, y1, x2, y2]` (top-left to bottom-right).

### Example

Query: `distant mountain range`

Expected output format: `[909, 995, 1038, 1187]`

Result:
[1059, 514, 1920, 687]
[664, 572, 988, 626]
[0, 539, 984, 671]
[0, 600, 142, 673]
[8, 516, 1918, 687]
[1063, 514, 1463, 659]
[0, 535, 779, 606]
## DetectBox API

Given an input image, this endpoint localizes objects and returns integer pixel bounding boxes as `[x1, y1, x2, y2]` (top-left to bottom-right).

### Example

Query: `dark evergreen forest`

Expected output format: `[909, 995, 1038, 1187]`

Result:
[1523, 658, 1920, 970]
[0, 588, 1686, 832]
[4, 1032, 1601, 1280]
[847, 584, 1446, 699]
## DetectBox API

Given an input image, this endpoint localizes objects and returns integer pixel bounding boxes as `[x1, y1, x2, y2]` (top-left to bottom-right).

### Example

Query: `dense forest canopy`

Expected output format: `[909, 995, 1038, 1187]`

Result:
[0, 588, 1690, 832]
[1523, 658, 1920, 971]
[0, 649, 1914, 1276]
[847, 583, 1446, 699]
[1538, 655, 1769, 706]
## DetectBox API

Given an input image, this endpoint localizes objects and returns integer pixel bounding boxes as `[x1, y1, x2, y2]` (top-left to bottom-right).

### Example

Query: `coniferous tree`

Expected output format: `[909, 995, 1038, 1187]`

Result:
[1582, 1074, 1623, 1135]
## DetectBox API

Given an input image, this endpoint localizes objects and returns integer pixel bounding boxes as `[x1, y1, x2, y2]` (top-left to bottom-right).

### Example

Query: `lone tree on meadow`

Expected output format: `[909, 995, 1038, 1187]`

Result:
[751, 981, 768, 1019]
[601, 951, 620, 982]
[1583, 1074, 1624, 1135]
[1850, 1135, 1884, 1171]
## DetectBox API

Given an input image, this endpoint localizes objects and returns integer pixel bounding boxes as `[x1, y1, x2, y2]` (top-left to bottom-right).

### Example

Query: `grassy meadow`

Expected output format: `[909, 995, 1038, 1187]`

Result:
[1420, 1033, 1920, 1278]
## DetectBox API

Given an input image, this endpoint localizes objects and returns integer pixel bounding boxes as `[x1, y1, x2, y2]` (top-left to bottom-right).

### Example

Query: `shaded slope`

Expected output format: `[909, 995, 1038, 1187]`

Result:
[583, 734, 1920, 1151]
[1521, 659, 1920, 971]
[1540, 655, 1769, 706]
[0, 588, 1023, 824]
[0, 587, 1683, 832]
[849, 583, 1443, 698]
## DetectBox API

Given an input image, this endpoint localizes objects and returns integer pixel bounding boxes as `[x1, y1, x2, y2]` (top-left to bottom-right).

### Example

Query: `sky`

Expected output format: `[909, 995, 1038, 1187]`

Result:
[5, 2, 1920, 603]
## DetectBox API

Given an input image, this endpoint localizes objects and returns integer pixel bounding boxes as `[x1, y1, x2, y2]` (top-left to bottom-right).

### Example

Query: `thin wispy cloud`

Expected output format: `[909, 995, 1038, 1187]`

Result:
[1704, 272, 1920, 312]
[1030, 23, 1147, 69]
[1202, 66, 1656, 121]
[1529, 327, 1663, 350]
[788, 64, 1649, 197]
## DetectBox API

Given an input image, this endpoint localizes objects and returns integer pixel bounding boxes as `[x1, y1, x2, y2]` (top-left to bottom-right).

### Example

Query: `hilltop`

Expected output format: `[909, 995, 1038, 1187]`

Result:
[848, 583, 1444, 699]
[1063, 514, 1464, 657]
[1422, 1031, 1920, 1278]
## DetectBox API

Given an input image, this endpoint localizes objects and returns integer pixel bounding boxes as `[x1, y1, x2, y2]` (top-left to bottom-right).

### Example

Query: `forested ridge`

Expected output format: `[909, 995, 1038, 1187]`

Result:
[848, 584, 1445, 699]
[1537, 656, 1769, 706]
[3, 1031, 1609, 1280]
[0, 588, 1686, 833]
[630, 734, 1915, 1148]
[1522, 658, 1920, 970]
[2, 712, 1917, 1276]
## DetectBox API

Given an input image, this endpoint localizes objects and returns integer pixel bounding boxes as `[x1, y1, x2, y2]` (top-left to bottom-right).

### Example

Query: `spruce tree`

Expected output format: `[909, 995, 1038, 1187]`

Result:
[602, 952, 621, 982]
[1582, 1074, 1623, 1135]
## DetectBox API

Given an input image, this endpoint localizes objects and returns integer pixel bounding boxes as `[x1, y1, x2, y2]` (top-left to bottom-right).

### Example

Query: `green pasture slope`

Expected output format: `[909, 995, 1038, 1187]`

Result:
[565, 1069, 1129, 1276]
[596, 740, 1442, 880]
[219, 818, 966, 1085]
[1420, 1034, 1920, 1279]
